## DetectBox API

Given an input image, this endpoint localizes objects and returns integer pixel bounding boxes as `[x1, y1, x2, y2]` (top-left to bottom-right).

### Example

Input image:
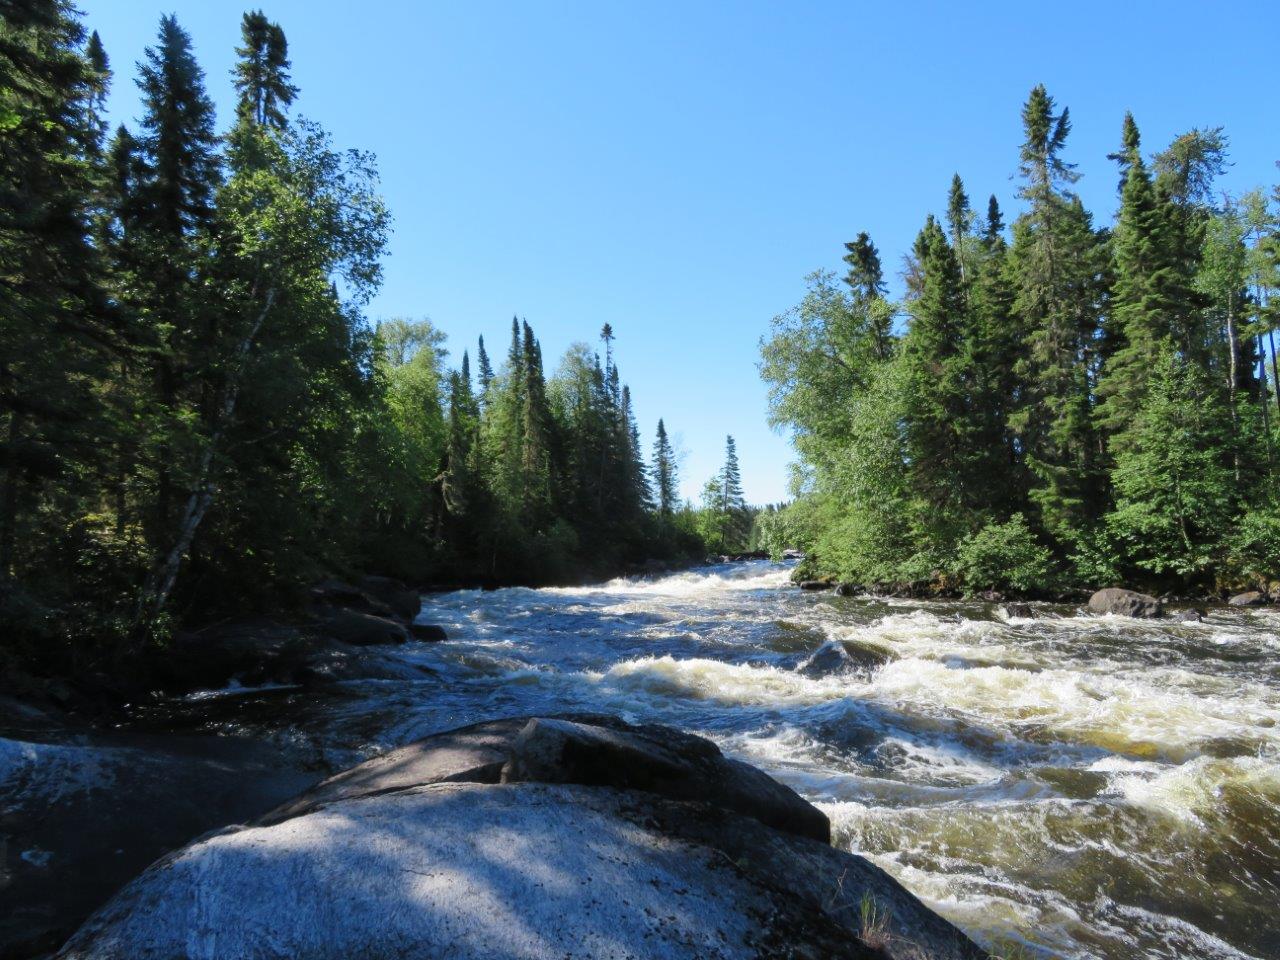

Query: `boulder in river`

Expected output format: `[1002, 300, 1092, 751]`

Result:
[834, 581, 859, 597]
[55, 715, 984, 960]
[1171, 608, 1206, 623]
[358, 575, 421, 622]
[796, 639, 890, 679]
[1087, 587, 1163, 619]
[319, 608, 409, 646]
[798, 580, 833, 591]
[1227, 590, 1269, 607]
[409, 622, 448, 642]
[1001, 602, 1035, 619]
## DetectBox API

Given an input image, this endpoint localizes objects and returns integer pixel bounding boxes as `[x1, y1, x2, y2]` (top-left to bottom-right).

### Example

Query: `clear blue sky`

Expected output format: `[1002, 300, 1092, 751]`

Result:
[80, 0, 1279, 504]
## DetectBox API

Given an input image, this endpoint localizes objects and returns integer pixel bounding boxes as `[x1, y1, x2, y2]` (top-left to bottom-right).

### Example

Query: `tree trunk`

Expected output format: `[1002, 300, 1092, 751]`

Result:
[135, 289, 276, 628]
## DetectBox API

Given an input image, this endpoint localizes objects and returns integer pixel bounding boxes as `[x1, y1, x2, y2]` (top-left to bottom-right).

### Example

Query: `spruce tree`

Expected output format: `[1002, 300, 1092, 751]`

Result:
[653, 419, 678, 521]
[233, 10, 298, 130]
[1007, 85, 1106, 547]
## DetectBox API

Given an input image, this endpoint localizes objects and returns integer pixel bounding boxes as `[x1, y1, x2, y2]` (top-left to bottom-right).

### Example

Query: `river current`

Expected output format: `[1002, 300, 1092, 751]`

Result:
[176, 560, 1280, 959]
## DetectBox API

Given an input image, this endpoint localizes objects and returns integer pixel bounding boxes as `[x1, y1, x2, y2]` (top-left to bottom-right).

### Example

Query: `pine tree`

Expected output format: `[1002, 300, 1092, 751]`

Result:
[652, 419, 678, 521]
[233, 10, 298, 130]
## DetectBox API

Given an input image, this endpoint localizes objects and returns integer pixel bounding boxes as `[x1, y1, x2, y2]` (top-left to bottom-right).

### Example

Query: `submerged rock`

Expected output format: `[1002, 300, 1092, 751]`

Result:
[1172, 608, 1207, 622]
[1087, 587, 1163, 619]
[1001, 602, 1034, 619]
[55, 716, 984, 960]
[1228, 590, 1269, 607]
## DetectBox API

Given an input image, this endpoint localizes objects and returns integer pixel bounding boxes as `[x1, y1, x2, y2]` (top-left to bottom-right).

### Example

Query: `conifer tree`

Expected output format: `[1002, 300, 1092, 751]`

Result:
[476, 335, 494, 394]
[653, 419, 678, 521]
[233, 10, 298, 130]
[1007, 85, 1106, 546]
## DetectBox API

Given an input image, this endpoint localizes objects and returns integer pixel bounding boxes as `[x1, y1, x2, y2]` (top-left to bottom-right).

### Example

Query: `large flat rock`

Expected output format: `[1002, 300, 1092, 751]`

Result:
[0, 732, 318, 958]
[57, 781, 984, 960]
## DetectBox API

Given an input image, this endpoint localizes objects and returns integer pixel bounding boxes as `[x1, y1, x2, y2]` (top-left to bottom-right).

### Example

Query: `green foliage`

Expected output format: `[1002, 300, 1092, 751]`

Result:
[762, 83, 1279, 596]
[954, 515, 1054, 594]
[1225, 508, 1280, 586]
[0, 7, 707, 672]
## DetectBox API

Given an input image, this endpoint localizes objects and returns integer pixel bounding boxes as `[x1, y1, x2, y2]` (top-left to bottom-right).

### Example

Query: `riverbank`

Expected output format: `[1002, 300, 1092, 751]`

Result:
[6, 560, 1279, 958]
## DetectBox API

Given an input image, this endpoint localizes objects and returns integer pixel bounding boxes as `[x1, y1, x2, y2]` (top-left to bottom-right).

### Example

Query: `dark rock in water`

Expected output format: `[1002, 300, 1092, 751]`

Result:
[156, 618, 432, 692]
[0, 731, 318, 959]
[1087, 587, 1163, 619]
[799, 580, 832, 591]
[797, 640, 859, 678]
[56, 715, 985, 960]
[834, 581, 859, 597]
[1001, 602, 1035, 619]
[1228, 590, 1268, 607]
[358, 575, 421, 622]
[310, 578, 397, 619]
[319, 609, 408, 646]
[409, 622, 448, 642]
[1172, 608, 1207, 622]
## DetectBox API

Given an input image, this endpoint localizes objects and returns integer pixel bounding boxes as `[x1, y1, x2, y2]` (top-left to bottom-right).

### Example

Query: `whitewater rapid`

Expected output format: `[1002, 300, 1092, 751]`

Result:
[176, 561, 1280, 959]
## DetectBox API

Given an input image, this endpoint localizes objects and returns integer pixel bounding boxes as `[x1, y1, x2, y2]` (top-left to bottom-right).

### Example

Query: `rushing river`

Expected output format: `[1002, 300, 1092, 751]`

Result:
[172, 560, 1280, 959]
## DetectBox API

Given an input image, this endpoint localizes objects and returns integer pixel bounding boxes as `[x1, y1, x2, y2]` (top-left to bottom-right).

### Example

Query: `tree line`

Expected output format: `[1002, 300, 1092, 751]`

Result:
[0, 3, 713, 673]
[760, 85, 1280, 595]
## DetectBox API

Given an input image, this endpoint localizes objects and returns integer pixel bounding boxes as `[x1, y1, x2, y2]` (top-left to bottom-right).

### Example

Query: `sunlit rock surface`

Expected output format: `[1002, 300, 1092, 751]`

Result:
[56, 716, 984, 960]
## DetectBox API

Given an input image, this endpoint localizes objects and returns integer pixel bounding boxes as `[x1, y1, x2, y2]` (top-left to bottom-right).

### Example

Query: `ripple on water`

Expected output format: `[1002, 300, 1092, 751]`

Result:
[143, 560, 1280, 960]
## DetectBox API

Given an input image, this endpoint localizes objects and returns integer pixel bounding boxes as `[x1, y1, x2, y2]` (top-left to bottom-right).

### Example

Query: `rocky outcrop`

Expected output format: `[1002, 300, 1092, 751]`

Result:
[0, 731, 319, 959]
[410, 623, 448, 642]
[320, 608, 409, 646]
[1087, 587, 1163, 619]
[1228, 590, 1269, 607]
[54, 716, 985, 960]
[358, 575, 422, 622]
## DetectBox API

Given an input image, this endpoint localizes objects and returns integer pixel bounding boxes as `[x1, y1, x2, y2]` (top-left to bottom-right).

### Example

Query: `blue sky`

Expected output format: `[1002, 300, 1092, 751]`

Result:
[79, 1, 1279, 504]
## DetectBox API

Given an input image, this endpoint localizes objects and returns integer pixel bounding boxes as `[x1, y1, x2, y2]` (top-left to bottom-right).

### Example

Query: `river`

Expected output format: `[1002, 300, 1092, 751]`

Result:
[165, 560, 1280, 959]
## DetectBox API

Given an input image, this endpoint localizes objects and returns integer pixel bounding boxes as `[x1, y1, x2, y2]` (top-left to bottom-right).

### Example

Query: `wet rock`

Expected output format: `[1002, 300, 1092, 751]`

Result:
[1172, 608, 1207, 622]
[1001, 602, 1034, 619]
[358, 575, 421, 622]
[798, 580, 832, 591]
[0, 732, 318, 959]
[834, 582, 859, 597]
[409, 622, 448, 642]
[310, 578, 397, 620]
[1228, 590, 1269, 607]
[58, 716, 985, 960]
[797, 640, 858, 678]
[319, 609, 408, 646]
[501, 716, 829, 843]
[1087, 587, 1163, 619]
[977, 589, 1005, 602]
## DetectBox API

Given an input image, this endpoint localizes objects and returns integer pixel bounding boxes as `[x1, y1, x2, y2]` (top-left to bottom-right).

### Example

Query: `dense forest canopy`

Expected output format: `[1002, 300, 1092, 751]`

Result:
[760, 84, 1280, 595]
[0, 2, 762, 673]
